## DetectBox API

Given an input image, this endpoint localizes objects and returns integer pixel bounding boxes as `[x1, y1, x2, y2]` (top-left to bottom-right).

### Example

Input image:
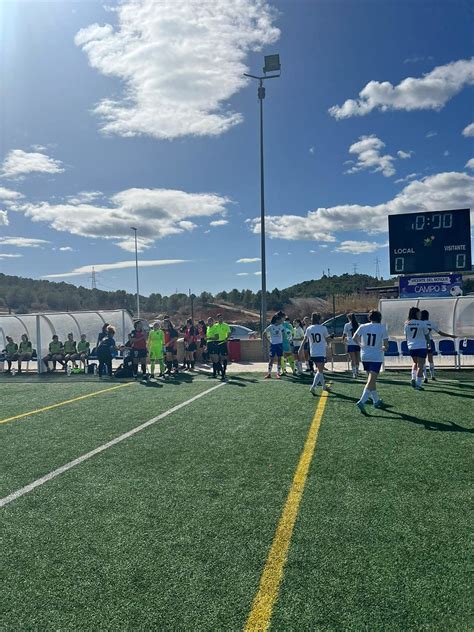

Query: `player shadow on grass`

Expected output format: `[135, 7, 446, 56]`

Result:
[330, 390, 473, 433]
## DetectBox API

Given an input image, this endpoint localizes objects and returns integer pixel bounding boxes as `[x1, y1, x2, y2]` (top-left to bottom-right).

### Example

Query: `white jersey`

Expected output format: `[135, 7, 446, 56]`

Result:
[293, 325, 305, 343]
[404, 319, 430, 350]
[422, 319, 438, 339]
[354, 323, 388, 362]
[343, 322, 356, 345]
[306, 324, 329, 357]
[265, 323, 283, 345]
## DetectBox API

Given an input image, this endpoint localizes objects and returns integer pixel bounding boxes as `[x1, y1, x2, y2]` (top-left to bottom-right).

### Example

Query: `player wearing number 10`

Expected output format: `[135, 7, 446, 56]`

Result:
[353, 310, 389, 415]
[299, 313, 331, 396]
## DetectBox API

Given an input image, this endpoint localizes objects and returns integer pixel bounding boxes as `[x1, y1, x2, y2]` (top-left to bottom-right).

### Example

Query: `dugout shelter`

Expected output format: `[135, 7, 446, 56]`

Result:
[0, 309, 133, 373]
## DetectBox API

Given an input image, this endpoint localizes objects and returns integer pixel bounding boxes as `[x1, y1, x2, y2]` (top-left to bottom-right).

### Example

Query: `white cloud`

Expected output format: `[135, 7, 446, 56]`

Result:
[397, 150, 413, 159]
[236, 257, 260, 263]
[395, 172, 418, 184]
[0, 237, 50, 248]
[75, 0, 279, 139]
[329, 57, 474, 119]
[346, 135, 396, 177]
[11, 187, 230, 252]
[426, 131, 437, 138]
[0, 253, 23, 259]
[462, 123, 474, 137]
[466, 158, 474, 170]
[66, 191, 103, 205]
[309, 146, 315, 155]
[44, 259, 189, 278]
[237, 272, 249, 276]
[59, 246, 75, 252]
[1, 149, 64, 179]
[404, 55, 434, 64]
[209, 219, 229, 227]
[0, 211, 8, 226]
[0, 186, 24, 201]
[248, 171, 474, 240]
[335, 240, 387, 254]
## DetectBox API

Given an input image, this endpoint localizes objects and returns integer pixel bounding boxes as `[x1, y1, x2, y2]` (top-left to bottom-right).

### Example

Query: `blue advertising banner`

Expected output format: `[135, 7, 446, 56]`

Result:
[399, 274, 463, 298]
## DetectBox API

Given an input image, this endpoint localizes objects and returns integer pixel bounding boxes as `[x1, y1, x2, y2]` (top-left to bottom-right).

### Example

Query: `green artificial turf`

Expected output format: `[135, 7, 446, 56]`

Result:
[0, 370, 472, 630]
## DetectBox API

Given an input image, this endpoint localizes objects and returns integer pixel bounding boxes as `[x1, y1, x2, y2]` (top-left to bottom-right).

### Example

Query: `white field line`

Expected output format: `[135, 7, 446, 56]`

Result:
[1, 382, 226, 509]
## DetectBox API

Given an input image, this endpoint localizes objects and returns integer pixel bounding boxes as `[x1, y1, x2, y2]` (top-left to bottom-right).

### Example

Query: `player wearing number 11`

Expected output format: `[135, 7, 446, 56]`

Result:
[353, 310, 389, 415]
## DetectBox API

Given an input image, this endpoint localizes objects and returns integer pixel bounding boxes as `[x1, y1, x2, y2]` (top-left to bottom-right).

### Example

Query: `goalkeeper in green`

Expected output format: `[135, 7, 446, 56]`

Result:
[147, 321, 165, 378]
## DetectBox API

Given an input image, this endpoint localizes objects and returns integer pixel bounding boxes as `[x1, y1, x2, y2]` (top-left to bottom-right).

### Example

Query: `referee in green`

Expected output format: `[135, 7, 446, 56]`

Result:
[214, 314, 231, 381]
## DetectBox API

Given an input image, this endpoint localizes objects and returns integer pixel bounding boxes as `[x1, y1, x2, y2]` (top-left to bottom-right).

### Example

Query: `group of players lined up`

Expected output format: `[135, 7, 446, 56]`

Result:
[264, 307, 457, 414]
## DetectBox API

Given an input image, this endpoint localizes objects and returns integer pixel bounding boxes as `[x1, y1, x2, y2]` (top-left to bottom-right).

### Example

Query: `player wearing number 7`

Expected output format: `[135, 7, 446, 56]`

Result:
[353, 310, 389, 414]
[404, 307, 431, 390]
[299, 312, 331, 396]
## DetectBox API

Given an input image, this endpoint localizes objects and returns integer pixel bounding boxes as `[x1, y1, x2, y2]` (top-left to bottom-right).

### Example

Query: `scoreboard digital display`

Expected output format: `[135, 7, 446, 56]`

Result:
[388, 208, 471, 275]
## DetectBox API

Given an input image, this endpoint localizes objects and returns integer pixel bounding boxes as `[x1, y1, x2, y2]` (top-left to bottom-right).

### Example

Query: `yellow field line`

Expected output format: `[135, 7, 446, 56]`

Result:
[244, 389, 330, 632]
[0, 382, 135, 425]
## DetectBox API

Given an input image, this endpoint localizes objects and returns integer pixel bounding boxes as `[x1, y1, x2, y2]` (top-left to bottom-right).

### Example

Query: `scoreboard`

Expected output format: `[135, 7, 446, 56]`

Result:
[388, 209, 471, 275]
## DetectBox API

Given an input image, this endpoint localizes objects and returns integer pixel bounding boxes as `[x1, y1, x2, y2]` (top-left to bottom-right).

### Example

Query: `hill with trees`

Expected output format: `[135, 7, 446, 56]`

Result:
[3, 271, 470, 323]
[0, 271, 391, 316]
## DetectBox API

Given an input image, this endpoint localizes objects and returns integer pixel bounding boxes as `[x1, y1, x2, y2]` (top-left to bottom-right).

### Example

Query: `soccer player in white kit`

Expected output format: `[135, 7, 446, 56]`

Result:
[342, 313, 361, 378]
[299, 312, 331, 395]
[404, 307, 431, 390]
[264, 314, 284, 379]
[420, 309, 457, 382]
[353, 310, 389, 414]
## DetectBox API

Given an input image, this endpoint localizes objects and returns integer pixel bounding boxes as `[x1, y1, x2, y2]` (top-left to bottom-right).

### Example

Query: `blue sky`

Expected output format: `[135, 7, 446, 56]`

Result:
[0, 0, 472, 296]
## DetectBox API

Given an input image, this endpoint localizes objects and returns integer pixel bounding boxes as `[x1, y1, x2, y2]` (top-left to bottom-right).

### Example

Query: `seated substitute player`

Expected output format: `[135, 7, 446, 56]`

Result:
[299, 312, 331, 396]
[420, 309, 457, 382]
[205, 316, 221, 378]
[17, 334, 33, 373]
[3, 336, 19, 374]
[214, 314, 231, 381]
[42, 335, 64, 372]
[264, 314, 284, 379]
[404, 307, 431, 390]
[147, 321, 165, 378]
[353, 310, 389, 414]
[342, 313, 361, 378]
[77, 334, 90, 370]
[63, 333, 78, 370]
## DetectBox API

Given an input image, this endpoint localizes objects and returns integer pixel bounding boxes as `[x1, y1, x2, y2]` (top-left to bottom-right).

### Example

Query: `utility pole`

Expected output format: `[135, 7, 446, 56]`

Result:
[352, 263, 358, 275]
[130, 227, 140, 318]
[375, 256, 380, 280]
[91, 267, 97, 290]
[244, 54, 281, 349]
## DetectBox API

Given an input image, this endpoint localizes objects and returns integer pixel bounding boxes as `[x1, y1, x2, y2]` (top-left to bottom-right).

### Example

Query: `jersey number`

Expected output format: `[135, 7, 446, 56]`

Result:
[410, 327, 417, 338]
[366, 333, 376, 346]
[311, 333, 321, 343]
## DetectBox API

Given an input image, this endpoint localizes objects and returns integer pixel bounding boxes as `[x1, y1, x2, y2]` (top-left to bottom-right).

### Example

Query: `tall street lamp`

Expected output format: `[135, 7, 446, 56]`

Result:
[244, 54, 281, 348]
[130, 226, 140, 318]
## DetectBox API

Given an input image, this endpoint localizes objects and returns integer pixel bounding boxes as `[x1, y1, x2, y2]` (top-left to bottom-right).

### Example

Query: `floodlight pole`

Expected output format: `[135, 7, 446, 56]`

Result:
[131, 226, 140, 319]
[244, 64, 280, 352]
